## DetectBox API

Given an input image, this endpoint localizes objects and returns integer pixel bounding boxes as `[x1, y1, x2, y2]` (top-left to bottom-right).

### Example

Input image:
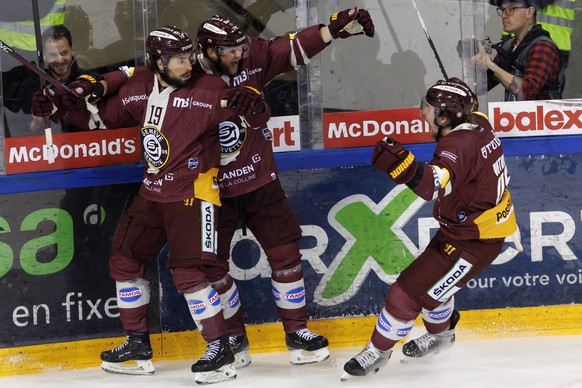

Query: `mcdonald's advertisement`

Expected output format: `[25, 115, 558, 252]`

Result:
[2, 154, 582, 344]
[322, 99, 582, 149]
[4, 99, 582, 175]
[3, 127, 141, 174]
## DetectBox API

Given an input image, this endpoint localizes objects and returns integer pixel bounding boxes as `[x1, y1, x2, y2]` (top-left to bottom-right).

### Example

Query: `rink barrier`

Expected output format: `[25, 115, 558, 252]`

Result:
[2, 304, 582, 376]
[0, 134, 577, 195]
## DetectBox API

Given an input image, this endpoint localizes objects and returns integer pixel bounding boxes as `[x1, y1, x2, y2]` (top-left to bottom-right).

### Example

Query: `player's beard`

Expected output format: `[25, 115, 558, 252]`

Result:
[160, 68, 191, 88]
[218, 58, 240, 77]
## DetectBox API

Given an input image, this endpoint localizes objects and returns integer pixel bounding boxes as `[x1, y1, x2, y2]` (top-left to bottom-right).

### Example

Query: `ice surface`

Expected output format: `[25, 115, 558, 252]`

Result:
[2, 335, 582, 388]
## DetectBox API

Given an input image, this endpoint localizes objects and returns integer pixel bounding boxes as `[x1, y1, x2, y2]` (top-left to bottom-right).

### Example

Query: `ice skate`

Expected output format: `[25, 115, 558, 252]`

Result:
[401, 309, 461, 361]
[341, 342, 391, 381]
[191, 336, 237, 385]
[285, 328, 330, 365]
[229, 334, 251, 369]
[100, 332, 155, 376]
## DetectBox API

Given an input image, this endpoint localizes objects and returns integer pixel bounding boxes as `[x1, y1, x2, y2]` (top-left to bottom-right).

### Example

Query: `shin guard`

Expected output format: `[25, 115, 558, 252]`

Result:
[374, 307, 415, 343]
[116, 278, 151, 333]
[272, 275, 307, 333]
[184, 285, 225, 341]
[210, 275, 245, 336]
[421, 297, 455, 334]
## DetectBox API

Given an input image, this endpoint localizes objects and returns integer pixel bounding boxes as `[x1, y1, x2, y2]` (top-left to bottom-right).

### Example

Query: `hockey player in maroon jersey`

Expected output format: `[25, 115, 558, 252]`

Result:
[342, 78, 522, 380]
[194, 10, 375, 366]
[47, 26, 270, 384]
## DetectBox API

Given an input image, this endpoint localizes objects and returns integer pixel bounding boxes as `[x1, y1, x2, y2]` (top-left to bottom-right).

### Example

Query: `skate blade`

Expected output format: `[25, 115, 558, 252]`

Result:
[340, 367, 380, 381]
[233, 350, 252, 369]
[340, 371, 353, 382]
[289, 347, 330, 365]
[101, 360, 155, 376]
[194, 364, 237, 385]
[400, 342, 455, 364]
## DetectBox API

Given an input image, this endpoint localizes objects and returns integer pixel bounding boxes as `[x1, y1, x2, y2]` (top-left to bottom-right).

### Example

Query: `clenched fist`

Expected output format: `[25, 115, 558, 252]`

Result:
[371, 137, 418, 184]
[328, 8, 375, 39]
[222, 85, 266, 117]
[68, 74, 105, 101]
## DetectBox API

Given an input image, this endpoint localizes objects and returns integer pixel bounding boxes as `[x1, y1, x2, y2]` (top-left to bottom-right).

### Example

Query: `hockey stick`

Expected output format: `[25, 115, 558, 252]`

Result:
[32, 0, 55, 164]
[410, 0, 449, 79]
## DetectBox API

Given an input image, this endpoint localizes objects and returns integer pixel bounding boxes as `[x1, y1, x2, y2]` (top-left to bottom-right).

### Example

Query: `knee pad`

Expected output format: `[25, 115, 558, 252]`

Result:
[375, 307, 415, 342]
[272, 263, 303, 282]
[184, 285, 222, 323]
[210, 274, 241, 320]
[116, 278, 150, 309]
[109, 252, 146, 280]
[421, 296, 455, 325]
[272, 278, 306, 310]
[171, 266, 211, 294]
[265, 242, 301, 272]
[386, 282, 422, 321]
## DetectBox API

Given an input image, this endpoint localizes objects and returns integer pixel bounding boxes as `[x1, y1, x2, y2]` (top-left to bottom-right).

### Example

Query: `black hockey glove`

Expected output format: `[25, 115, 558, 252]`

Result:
[223, 85, 266, 117]
[328, 8, 375, 39]
[371, 137, 418, 184]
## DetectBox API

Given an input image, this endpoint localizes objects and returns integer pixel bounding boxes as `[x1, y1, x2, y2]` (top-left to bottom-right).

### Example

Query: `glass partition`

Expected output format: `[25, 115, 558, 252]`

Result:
[0, 0, 580, 175]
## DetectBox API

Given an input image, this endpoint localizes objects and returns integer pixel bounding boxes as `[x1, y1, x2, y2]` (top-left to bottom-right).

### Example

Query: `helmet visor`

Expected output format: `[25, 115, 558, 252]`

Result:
[216, 40, 251, 59]
[420, 96, 430, 116]
[161, 51, 196, 67]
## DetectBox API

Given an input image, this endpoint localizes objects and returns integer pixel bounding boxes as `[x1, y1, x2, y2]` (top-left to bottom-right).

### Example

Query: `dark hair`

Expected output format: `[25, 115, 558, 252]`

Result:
[41, 25, 73, 47]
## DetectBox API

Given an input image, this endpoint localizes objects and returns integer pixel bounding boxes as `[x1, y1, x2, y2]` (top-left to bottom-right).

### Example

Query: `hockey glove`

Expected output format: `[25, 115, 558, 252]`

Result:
[32, 88, 67, 122]
[44, 87, 87, 111]
[44, 86, 86, 111]
[31, 89, 54, 117]
[68, 74, 105, 101]
[223, 85, 266, 117]
[328, 8, 375, 39]
[371, 137, 418, 184]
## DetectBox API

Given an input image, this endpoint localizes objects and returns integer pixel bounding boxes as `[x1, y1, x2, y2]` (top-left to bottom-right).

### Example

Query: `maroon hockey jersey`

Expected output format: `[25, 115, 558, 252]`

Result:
[98, 67, 245, 203]
[413, 113, 517, 240]
[203, 25, 329, 198]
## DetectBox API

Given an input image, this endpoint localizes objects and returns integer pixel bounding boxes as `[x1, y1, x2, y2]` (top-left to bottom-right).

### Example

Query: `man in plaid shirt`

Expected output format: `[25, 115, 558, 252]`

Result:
[474, 0, 561, 101]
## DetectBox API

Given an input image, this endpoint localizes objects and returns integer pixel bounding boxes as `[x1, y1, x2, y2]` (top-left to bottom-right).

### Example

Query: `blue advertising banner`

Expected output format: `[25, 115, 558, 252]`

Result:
[0, 183, 154, 347]
[3, 153, 582, 342]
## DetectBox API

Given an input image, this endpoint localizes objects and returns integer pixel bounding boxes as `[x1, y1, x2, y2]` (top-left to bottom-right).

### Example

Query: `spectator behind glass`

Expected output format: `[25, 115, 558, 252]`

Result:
[471, 0, 561, 101]
[11, 24, 97, 136]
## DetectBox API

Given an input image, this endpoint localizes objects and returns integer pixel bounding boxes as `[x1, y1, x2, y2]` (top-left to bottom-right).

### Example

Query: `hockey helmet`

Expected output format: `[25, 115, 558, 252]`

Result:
[424, 78, 475, 120]
[146, 26, 193, 59]
[197, 14, 250, 57]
